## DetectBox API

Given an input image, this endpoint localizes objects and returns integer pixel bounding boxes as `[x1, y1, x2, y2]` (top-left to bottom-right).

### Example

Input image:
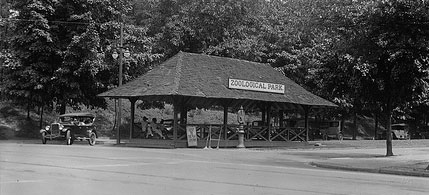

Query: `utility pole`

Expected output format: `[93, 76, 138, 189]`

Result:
[111, 19, 124, 145]
[111, 17, 130, 144]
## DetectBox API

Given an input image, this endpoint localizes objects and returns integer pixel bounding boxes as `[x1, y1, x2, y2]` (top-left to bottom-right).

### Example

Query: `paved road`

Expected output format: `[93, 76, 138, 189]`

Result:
[1, 142, 428, 195]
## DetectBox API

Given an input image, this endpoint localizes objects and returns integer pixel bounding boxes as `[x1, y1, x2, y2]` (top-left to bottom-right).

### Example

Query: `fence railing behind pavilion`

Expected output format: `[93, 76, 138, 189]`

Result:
[175, 124, 307, 142]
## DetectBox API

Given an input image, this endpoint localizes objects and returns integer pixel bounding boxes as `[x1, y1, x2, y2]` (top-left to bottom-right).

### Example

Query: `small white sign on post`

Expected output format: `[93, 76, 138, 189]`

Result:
[186, 126, 198, 147]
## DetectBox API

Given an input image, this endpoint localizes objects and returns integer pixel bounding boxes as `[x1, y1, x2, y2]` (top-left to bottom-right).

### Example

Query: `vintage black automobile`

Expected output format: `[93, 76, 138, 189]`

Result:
[40, 112, 97, 145]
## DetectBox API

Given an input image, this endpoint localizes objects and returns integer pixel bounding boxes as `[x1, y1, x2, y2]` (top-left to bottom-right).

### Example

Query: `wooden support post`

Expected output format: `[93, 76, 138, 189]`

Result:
[117, 99, 121, 144]
[180, 105, 187, 125]
[129, 98, 137, 140]
[223, 104, 228, 140]
[267, 103, 271, 141]
[173, 97, 180, 145]
[304, 106, 311, 142]
[279, 110, 284, 128]
[261, 105, 266, 126]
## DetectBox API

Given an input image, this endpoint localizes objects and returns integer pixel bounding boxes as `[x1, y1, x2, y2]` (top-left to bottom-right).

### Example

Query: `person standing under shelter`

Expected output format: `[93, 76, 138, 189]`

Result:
[149, 118, 165, 139]
[141, 116, 151, 138]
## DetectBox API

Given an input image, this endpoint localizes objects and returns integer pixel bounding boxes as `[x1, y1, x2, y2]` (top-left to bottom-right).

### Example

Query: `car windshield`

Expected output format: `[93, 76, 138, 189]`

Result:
[391, 124, 407, 130]
[60, 116, 94, 125]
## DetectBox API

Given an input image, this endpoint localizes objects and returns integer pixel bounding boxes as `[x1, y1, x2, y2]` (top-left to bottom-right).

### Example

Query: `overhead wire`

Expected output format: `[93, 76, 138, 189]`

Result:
[0, 17, 116, 25]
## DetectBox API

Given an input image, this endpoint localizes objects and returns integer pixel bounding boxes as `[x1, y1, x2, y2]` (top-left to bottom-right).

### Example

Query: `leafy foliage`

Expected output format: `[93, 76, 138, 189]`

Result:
[321, 0, 429, 155]
[2, 0, 56, 110]
[1, 0, 161, 113]
[143, 0, 271, 62]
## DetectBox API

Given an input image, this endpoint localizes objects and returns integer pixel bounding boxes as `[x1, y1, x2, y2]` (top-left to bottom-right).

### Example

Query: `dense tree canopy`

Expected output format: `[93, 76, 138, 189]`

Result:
[1, 0, 161, 113]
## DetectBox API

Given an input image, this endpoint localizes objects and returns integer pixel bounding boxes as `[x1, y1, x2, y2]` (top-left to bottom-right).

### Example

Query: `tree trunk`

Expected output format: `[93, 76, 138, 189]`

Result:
[384, 62, 394, 156]
[39, 105, 44, 129]
[386, 98, 394, 156]
[423, 114, 428, 126]
[27, 98, 31, 120]
[374, 112, 378, 140]
[353, 112, 357, 140]
[59, 100, 66, 114]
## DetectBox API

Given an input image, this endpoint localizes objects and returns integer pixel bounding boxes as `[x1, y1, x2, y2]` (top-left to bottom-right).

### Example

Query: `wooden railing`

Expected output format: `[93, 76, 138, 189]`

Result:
[133, 123, 307, 142]
[176, 124, 224, 141]
[173, 124, 307, 142]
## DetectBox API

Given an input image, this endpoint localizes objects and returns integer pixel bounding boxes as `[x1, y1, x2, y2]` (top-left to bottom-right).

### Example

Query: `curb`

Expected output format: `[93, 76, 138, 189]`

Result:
[379, 168, 429, 178]
[310, 162, 429, 178]
[309, 162, 380, 174]
[95, 137, 116, 145]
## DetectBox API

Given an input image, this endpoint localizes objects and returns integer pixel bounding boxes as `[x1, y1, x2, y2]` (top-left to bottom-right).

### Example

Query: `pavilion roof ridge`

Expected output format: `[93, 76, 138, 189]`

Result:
[186, 51, 271, 67]
[172, 51, 185, 95]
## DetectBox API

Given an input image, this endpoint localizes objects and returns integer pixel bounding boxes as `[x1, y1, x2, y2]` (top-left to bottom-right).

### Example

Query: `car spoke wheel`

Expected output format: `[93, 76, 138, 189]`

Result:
[66, 130, 73, 145]
[41, 132, 47, 144]
[338, 133, 344, 141]
[322, 134, 328, 141]
[88, 132, 96, 146]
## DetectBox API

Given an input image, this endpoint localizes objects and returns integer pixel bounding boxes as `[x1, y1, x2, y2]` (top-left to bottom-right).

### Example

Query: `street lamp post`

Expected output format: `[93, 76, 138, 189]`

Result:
[111, 22, 130, 145]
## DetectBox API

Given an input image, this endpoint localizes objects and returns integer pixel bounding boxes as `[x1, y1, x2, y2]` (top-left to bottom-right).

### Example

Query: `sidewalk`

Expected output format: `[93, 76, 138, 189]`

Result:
[308, 146, 429, 177]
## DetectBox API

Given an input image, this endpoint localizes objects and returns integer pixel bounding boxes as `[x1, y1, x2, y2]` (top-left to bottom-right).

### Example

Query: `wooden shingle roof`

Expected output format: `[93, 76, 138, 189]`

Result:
[98, 52, 336, 110]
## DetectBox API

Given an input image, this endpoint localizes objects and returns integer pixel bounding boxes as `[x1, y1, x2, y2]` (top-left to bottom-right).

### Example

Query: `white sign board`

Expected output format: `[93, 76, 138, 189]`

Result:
[228, 78, 285, 94]
[186, 126, 198, 147]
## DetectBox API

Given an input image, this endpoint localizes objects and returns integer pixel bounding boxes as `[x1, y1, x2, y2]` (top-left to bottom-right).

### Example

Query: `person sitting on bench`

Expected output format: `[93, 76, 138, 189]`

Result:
[148, 118, 165, 139]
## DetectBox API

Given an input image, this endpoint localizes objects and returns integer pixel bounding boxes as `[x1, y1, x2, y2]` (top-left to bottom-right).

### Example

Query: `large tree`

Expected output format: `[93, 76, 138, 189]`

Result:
[48, 0, 132, 112]
[0, 0, 14, 100]
[342, 0, 429, 156]
[2, 0, 160, 114]
[142, 0, 270, 62]
[3, 0, 57, 113]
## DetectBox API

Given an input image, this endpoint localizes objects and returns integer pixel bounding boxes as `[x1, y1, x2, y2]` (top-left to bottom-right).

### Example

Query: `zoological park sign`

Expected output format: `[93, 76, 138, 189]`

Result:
[228, 78, 285, 94]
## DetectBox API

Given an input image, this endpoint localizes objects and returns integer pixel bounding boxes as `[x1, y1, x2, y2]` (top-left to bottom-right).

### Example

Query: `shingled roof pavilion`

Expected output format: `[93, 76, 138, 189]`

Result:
[98, 52, 336, 148]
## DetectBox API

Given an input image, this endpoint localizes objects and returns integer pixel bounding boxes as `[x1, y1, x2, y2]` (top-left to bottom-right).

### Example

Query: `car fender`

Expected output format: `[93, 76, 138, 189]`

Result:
[61, 127, 70, 132]
[91, 130, 98, 138]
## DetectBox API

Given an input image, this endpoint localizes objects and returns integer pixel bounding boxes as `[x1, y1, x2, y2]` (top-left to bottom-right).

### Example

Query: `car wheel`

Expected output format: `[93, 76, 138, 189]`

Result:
[66, 130, 73, 145]
[338, 133, 344, 141]
[41, 132, 47, 144]
[322, 134, 328, 141]
[88, 132, 96, 146]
